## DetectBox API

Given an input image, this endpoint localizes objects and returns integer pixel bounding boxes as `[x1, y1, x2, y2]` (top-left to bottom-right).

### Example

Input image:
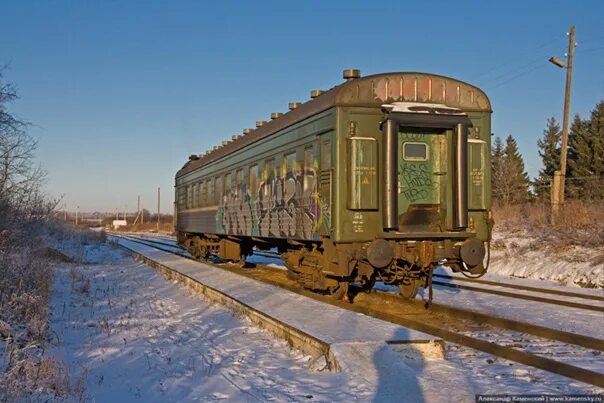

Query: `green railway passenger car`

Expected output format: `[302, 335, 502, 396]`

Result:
[175, 69, 493, 299]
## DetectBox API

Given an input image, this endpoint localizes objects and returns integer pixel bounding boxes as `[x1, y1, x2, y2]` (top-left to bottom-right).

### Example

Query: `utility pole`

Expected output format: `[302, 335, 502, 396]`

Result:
[137, 195, 140, 221]
[550, 25, 575, 224]
[157, 187, 161, 232]
[76, 205, 79, 226]
[141, 200, 144, 225]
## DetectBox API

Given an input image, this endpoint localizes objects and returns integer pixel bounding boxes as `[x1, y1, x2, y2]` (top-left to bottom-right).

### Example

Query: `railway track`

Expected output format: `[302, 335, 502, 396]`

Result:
[254, 250, 604, 312]
[110, 233, 604, 388]
[432, 273, 604, 302]
[108, 232, 184, 251]
[431, 274, 604, 314]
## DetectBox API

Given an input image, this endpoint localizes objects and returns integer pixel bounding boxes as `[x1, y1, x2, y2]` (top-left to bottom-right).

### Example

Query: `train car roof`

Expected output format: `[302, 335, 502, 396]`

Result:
[177, 72, 491, 178]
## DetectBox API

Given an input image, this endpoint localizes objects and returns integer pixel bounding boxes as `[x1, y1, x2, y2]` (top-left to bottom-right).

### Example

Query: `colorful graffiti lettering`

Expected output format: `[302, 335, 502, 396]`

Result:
[218, 168, 323, 240]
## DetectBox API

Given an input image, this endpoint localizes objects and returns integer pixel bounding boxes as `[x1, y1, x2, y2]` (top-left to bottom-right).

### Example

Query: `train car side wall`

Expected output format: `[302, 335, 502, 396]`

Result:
[176, 108, 336, 241]
[466, 111, 492, 241]
[333, 107, 384, 243]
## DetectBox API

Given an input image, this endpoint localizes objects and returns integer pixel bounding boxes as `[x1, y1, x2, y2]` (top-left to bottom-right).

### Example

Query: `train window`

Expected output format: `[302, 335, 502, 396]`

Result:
[178, 186, 186, 210]
[403, 142, 428, 161]
[236, 169, 244, 199]
[207, 179, 214, 206]
[249, 164, 258, 197]
[200, 181, 206, 207]
[264, 159, 275, 197]
[347, 137, 378, 210]
[284, 152, 296, 176]
[265, 159, 275, 180]
[304, 146, 315, 194]
[304, 146, 314, 170]
[224, 173, 231, 197]
[199, 182, 203, 207]
[215, 176, 222, 204]
[322, 141, 331, 169]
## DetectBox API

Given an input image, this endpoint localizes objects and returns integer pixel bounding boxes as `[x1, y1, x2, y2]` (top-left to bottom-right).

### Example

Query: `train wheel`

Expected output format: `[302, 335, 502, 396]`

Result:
[199, 245, 210, 260]
[398, 278, 419, 299]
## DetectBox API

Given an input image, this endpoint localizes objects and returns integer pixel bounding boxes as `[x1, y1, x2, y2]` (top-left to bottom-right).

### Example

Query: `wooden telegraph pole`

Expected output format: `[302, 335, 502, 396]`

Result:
[157, 187, 161, 232]
[551, 25, 575, 224]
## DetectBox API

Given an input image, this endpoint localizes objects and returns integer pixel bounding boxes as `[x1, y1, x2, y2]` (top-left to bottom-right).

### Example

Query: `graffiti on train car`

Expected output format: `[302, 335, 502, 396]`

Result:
[217, 168, 323, 239]
[399, 162, 433, 202]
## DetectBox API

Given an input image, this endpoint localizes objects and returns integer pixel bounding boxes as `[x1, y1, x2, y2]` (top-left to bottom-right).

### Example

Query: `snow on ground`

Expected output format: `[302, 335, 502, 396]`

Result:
[60, 234, 604, 399]
[51, 243, 458, 402]
[488, 229, 604, 288]
[437, 267, 604, 299]
[446, 344, 604, 395]
[423, 281, 603, 340]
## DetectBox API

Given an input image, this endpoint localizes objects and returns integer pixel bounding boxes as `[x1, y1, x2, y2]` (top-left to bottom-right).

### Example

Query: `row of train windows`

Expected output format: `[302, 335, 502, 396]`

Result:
[179, 142, 330, 210]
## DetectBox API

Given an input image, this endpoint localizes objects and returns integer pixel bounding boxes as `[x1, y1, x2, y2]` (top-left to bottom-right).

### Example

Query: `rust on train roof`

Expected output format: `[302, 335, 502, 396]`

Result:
[177, 72, 491, 177]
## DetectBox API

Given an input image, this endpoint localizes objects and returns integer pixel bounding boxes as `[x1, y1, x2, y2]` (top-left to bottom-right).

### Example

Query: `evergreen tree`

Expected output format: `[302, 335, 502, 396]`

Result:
[534, 117, 560, 198]
[491, 134, 531, 203]
[568, 101, 604, 199]
[491, 136, 506, 202]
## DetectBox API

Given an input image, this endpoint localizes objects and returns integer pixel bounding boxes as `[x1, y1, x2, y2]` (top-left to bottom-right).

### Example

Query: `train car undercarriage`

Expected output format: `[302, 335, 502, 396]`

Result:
[179, 232, 487, 302]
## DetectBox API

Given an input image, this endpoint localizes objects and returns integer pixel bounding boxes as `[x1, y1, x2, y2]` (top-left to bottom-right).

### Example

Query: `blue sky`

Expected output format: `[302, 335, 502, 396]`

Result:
[1, 1, 603, 212]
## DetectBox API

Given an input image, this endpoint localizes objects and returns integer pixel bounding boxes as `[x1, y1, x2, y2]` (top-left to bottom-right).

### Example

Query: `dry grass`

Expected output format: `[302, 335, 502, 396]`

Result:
[492, 200, 604, 247]
[1, 354, 87, 401]
[0, 220, 99, 401]
[69, 266, 91, 295]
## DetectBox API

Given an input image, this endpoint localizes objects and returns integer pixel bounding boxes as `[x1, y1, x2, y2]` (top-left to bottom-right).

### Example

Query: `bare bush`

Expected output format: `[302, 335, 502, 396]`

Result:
[492, 200, 604, 246]
[0, 68, 83, 400]
[1, 353, 87, 401]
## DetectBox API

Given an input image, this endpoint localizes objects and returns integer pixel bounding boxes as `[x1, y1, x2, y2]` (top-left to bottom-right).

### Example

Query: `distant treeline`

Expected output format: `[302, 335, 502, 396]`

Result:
[492, 99, 604, 203]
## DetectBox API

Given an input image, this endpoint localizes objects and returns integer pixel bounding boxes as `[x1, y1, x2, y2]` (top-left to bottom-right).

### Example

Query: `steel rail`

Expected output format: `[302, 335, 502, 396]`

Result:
[110, 234, 604, 388]
[109, 233, 184, 251]
[432, 273, 604, 302]
[432, 280, 604, 313]
[349, 303, 604, 388]
[120, 234, 182, 250]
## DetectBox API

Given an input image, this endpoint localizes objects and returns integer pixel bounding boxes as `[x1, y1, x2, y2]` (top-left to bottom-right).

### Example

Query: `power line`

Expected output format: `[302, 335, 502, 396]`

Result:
[473, 37, 560, 81]
[489, 64, 547, 89]
[578, 46, 604, 55]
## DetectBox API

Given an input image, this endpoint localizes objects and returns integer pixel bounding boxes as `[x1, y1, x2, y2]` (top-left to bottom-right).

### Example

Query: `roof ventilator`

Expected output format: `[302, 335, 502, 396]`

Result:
[343, 68, 361, 81]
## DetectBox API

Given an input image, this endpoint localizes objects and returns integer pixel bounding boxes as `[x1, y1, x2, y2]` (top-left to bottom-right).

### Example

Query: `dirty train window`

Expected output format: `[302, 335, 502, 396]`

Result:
[249, 164, 258, 197]
[285, 152, 296, 175]
[402, 142, 428, 161]
[322, 141, 331, 169]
